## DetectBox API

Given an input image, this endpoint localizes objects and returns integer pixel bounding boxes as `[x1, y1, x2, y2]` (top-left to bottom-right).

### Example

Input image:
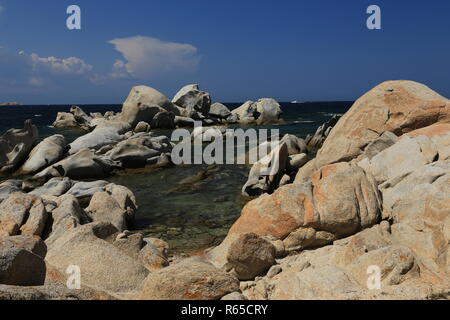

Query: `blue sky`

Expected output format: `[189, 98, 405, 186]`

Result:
[0, 0, 449, 104]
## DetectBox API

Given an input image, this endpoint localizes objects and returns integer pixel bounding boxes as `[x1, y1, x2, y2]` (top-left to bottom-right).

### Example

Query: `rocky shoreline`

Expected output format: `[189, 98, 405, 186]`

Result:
[0, 80, 449, 300]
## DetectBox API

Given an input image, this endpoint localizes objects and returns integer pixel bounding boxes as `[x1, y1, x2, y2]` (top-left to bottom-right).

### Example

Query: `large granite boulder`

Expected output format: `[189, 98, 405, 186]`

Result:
[225, 233, 276, 280]
[137, 257, 239, 300]
[52, 106, 92, 131]
[68, 127, 124, 155]
[172, 84, 212, 116]
[232, 99, 282, 125]
[209, 102, 231, 119]
[121, 86, 179, 128]
[53, 112, 80, 129]
[86, 192, 130, 232]
[21, 135, 66, 174]
[150, 111, 175, 129]
[113, 234, 168, 272]
[208, 162, 382, 270]
[0, 235, 47, 259]
[358, 134, 438, 184]
[0, 120, 39, 173]
[29, 177, 74, 197]
[33, 149, 118, 180]
[297, 81, 450, 182]
[44, 194, 88, 247]
[45, 222, 149, 294]
[0, 193, 47, 237]
[90, 118, 131, 134]
[105, 133, 172, 168]
[241, 143, 289, 197]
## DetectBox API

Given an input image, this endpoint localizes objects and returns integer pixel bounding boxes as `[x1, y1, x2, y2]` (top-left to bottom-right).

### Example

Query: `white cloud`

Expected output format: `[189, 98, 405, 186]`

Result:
[0, 49, 94, 89]
[29, 53, 93, 75]
[107, 36, 200, 79]
[0, 6, 4, 15]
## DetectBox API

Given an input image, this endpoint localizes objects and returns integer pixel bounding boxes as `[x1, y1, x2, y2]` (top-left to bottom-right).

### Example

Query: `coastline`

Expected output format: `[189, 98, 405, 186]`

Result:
[0, 80, 449, 300]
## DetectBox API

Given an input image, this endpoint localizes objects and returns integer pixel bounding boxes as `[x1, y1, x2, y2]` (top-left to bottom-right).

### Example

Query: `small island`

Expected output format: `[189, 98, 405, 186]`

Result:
[0, 102, 21, 106]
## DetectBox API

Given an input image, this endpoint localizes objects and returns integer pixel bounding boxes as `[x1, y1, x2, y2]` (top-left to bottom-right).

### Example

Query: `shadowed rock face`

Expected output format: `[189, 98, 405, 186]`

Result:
[172, 84, 212, 116]
[0, 120, 39, 174]
[0, 236, 46, 286]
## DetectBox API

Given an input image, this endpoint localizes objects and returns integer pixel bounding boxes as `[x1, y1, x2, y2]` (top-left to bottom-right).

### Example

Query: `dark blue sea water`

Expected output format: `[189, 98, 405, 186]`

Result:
[0, 102, 353, 253]
[0, 102, 352, 139]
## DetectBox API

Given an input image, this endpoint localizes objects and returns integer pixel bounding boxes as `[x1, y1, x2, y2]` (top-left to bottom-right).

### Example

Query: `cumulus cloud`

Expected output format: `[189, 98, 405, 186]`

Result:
[107, 36, 200, 79]
[29, 54, 93, 75]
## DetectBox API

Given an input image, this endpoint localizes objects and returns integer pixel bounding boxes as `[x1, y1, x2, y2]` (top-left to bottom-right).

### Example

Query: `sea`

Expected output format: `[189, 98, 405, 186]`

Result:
[0, 101, 353, 254]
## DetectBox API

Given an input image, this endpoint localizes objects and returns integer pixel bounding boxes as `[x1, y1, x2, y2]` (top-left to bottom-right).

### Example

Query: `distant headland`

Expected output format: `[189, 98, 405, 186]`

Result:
[0, 102, 21, 106]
